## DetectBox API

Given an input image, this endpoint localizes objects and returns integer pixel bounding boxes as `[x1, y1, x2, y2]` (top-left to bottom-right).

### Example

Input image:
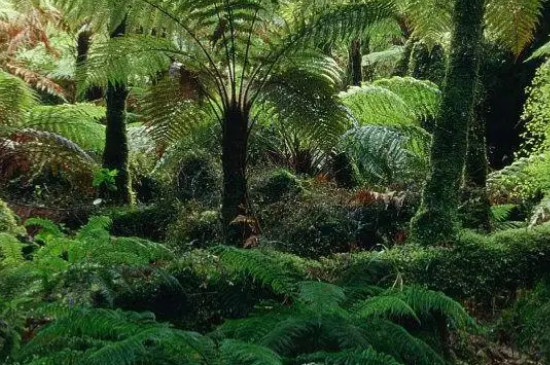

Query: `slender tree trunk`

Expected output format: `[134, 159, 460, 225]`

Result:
[102, 18, 131, 205]
[221, 107, 249, 244]
[410, 0, 485, 245]
[462, 106, 491, 231]
[76, 26, 92, 68]
[408, 41, 446, 87]
[393, 38, 415, 77]
[347, 38, 363, 86]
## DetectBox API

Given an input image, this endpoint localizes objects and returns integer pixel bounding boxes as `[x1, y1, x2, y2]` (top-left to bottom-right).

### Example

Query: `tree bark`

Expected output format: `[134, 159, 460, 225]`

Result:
[347, 38, 363, 86]
[393, 38, 414, 77]
[410, 0, 485, 245]
[408, 41, 446, 87]
[102, 18, 131, 205]
[74, 25, 101, 102]
[221, 107, 249, 244]
[462, 109, 491, 232]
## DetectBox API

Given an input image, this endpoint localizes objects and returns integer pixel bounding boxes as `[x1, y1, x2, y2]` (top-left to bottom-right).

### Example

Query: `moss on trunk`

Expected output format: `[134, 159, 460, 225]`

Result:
[221, 107, 250, 245]
[408, 41, 446, 87]
[393, 38, 415, 77]
[347, 38, 363, 86]
[102, 18, 131, 205]
[462, 107, 492, 232]
[410, 0, 485, 245]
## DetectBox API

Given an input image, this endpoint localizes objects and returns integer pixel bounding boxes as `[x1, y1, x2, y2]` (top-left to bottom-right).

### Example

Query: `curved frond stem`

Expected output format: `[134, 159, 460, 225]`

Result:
[213, 0, 235, 100]
[225, 0, 238, 105]
[137, 0, 230, 107]
[239, 8, 259, 108]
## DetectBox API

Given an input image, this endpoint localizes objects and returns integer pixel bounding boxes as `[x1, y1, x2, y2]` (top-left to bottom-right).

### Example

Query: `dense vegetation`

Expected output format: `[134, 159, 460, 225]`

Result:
[2, 0, 550, 364]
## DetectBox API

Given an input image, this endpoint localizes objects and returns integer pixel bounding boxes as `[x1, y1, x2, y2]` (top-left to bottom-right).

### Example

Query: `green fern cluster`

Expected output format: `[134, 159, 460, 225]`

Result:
[4, 245, 475, 365]
[339, 76, 439, 186]
[0, 215, 176, 360]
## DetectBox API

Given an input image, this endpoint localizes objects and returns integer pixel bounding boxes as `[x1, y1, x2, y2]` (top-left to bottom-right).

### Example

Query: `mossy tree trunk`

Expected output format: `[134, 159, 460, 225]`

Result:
[347, 38, 363, 86]
[408, 41, 446, 87]
[462, 109, 492, 231]
[410, 0, 485, 245]
[393, 38, 415, 77]
[221, 106, 250, 244]
[76, 25, 103, 102]
[102, 18, 132, 205]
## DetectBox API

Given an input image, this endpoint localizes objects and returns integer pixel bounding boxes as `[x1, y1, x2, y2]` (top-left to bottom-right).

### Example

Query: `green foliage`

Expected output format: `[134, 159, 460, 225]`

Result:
[166, 205, 221, 249]
[399, 0, 544, 57]
[408, 41, 446, 86]
[215, 277, 472, 365]
[253, 169, 303, 205]
[25, 103, 106, 152]
[173, 150, 220, 203]
[260, 193, 355, 258]
[106, 203, 178, 241]
[521, 62, 550, 156]
[0, 70, 37, 126]
[93, 168, 119, 191]
[17, 307, 216, 365]
[344, 223, 550, 308]
[500, 278, 550, 362]
[339, 77, 437, 187]
[0, 200, 23, 235]
[341, 125, 430, 188]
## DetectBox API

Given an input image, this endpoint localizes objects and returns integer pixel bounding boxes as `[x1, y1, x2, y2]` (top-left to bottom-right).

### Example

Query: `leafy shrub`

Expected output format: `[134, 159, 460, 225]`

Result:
[8, 247, 474, 365]
[0, 200, 23, 235]
[166, 203, 221, 249]
[106, 203, 178, 241]
[500, 278, 550, 362]
[261, 197, 354, 258]
[259, 184, 417, 257]
[174, 150, 220, 204]
[252, 168, 303, 204]
[341, 224, 550, 310]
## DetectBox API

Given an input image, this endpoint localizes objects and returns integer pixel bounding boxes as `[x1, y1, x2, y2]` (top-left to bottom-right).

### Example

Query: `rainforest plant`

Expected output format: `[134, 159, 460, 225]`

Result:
[56, 0, 396, 242]
[410, 0, 486, 245]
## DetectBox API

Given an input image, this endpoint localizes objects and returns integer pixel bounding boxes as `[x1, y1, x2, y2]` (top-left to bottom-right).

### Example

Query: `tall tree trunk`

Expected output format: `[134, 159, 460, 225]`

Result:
[410, 0, 485, 245]
[393, 38, 415, 77]
[221, 107, 249, 244]
[102, 18, 131, 205]
[462, 108, 491, 231]
[347, 38, 363, 86]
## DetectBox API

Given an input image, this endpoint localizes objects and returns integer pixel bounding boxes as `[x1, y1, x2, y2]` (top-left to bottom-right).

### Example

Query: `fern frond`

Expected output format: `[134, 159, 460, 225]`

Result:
[528, 38, 550, 61]
[24, 104, 106, 151]
[220, 339, 283, 365]
[77, 35, 174, 92]
[296, 348, 404, 365]
[485, 0, 544, 57]
[362, 318, 446, 365]
[341, 125, 429, 186]
[259, 54, 350, 149]
[215, 246, 302, 295]
[398, 286, 474, 328]
[0, 70, 37, 127]
[402, 0, 453, 49]
[353, 295, 420, 323]
[141, 78, 215, 152]
[0, 233, 24, 266]
[298, 281, 346, 315]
